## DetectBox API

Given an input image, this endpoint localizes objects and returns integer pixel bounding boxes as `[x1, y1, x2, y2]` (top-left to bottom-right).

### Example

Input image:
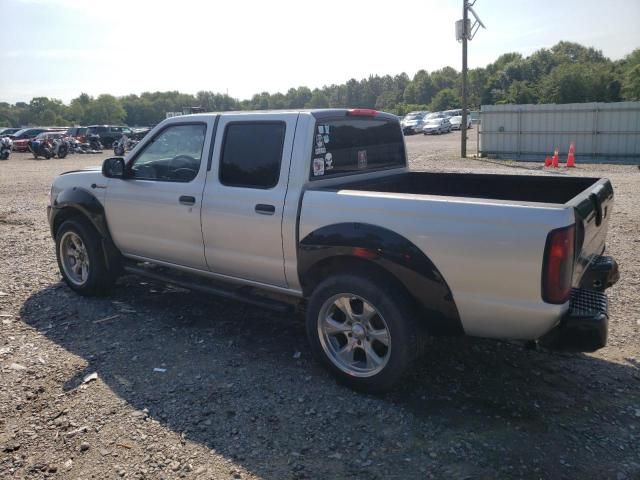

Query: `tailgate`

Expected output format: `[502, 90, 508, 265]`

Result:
[569, 178, 614, 285]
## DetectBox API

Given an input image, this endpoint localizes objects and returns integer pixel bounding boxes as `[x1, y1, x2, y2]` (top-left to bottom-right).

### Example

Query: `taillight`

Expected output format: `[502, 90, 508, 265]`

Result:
[347, 109, 378, 117]
[542, 225, 575, 304]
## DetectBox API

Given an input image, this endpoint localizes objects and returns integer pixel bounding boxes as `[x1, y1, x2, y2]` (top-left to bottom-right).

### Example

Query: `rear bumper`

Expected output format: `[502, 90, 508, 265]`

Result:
[580, 255, 619, 291]
[541, 288, 608, 352]
[541, 255, 618, 352]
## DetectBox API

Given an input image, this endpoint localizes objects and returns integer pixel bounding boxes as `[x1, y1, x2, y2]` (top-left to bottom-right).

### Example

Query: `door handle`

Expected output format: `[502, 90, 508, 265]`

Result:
[179, 195, 196, 206]
[255, 204, 275, 215]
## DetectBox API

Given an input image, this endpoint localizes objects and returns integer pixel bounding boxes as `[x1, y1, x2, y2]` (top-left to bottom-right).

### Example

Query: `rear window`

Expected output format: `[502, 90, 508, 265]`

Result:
[310, 117, 405, 179]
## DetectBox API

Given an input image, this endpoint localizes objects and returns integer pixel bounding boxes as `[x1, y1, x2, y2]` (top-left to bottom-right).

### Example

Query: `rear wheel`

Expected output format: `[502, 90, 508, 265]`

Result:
[306, 274, 420, 392]
[55, 218, 117, 296]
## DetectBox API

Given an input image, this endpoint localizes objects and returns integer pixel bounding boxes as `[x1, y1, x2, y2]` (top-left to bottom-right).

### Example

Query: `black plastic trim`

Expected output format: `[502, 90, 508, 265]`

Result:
[540, 288, 608, 352]
[49, 187, 121, 269]
[298, 223, 463, 336]
[579, 255, 619, 291]
[206, 114, 220, 171]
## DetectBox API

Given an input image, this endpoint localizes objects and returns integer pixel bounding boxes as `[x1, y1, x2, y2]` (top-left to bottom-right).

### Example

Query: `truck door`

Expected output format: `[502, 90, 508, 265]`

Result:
[201, 113, 299, 288]
[104, 120, 213, 270]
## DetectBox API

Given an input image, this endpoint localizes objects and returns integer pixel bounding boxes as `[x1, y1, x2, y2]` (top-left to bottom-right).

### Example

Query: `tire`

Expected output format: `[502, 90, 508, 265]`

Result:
[306, 274, 420, 392]
[58, 146, 68, 159]
[55, 218, 117, 296]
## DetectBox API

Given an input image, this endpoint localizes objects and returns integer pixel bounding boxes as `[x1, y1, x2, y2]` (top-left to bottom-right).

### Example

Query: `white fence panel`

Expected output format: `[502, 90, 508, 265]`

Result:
[479, 102, 640, 164]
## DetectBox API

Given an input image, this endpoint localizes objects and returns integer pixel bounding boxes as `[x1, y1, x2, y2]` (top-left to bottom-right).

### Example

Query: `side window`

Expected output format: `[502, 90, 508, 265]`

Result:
[129, 124, 207, 183]
[219, 122, 285, 189]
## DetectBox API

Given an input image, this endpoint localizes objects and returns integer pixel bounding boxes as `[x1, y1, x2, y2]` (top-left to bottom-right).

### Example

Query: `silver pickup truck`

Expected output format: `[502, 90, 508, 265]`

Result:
[48, 109, 619, 392]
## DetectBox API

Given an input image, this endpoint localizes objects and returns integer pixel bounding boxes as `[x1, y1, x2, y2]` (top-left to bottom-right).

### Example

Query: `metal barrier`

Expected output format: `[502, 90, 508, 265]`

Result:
[479, 102, 640, 164]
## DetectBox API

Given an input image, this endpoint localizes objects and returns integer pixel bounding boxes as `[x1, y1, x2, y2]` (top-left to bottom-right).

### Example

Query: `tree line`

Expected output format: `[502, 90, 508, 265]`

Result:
[1, 42, 638, 128]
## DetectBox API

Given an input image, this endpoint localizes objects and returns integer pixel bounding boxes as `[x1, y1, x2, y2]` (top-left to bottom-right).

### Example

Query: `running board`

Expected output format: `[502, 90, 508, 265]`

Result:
[122, 263, 296, 313]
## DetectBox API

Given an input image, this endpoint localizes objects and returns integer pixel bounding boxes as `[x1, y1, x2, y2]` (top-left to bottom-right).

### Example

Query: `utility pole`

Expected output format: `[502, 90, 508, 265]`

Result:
[461, 0, 469, 158]
[456, 1, 485, 158]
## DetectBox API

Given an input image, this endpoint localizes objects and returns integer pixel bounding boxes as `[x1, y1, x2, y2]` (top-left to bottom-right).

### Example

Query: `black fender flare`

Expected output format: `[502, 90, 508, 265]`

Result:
[298, 223, 463, 336]
[49, 187, 121, 269]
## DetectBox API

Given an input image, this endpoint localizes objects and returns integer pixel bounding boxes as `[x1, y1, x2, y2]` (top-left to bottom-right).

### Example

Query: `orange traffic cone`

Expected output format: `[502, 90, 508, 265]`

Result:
[552, 148, 559, 168]
[566, 143, 576, 167]
[544, 156, 552, 167]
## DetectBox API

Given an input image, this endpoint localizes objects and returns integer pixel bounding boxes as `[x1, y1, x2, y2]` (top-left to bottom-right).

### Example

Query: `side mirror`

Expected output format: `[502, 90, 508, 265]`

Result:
[102, 157, 125, 178]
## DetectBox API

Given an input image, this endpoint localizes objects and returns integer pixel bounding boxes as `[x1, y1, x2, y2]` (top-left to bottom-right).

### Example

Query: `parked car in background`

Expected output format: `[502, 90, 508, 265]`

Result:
[400, 111, 429, 135]
[86, 125, 133, 148]
[422, 113, 451, 134]
[10, 127, 55, 151]
[66, 126, 88, 143]
[449, 115, 472, 130]
[443, 109, 462, 118]
[0, 127, 21, 137]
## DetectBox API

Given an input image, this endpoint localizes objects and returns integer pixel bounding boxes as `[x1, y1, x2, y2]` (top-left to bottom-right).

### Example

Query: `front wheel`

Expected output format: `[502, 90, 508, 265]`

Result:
[306, 274, 420, 392]
[55, 218, 117, 296]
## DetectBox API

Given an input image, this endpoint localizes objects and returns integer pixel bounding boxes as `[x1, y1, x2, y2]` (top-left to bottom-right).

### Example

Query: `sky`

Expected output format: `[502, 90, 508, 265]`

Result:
[1, 0, 639, 104]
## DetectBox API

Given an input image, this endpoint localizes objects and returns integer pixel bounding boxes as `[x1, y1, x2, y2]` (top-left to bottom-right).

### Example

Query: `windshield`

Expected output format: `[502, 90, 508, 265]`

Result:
[310, 116, 405, 179]
[426, 113, 443, 119]
[13, 128, 32, 137]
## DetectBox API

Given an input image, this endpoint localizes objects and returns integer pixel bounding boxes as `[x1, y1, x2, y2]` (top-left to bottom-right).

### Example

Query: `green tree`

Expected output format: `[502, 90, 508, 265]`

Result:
[84, 94, 126, 124]
[505, 81, 537, 104]
[622, 64, 640, 100]
[430, 88, 460, 111]
[307, 90, 329, 108]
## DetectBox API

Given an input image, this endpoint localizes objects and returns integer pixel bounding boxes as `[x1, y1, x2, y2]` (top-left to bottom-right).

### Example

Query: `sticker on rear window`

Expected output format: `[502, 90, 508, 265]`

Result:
[313, 157, 325, 176]
[315, 134, 324, 148]
[315, 146, 326, 155]
[357, 150, 367, 169]
[324, 153, 333, 170]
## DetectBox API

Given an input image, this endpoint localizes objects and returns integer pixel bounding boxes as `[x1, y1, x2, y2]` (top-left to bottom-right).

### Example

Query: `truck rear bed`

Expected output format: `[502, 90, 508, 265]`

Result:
[332, 171, 604, 205]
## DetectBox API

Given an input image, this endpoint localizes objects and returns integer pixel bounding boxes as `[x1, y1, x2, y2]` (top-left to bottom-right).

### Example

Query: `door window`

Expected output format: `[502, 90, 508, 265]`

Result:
[129, 123, 206, 183]
[219, 122, 285, 189]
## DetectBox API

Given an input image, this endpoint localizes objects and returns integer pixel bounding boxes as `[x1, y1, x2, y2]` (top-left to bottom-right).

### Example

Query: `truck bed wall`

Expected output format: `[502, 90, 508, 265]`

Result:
[334, 172, 601, 205]
[300, 188, 575, 340]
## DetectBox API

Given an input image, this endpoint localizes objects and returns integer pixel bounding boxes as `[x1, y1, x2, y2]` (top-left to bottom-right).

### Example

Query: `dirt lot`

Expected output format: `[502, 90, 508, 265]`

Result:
[1, 130, 639, 480]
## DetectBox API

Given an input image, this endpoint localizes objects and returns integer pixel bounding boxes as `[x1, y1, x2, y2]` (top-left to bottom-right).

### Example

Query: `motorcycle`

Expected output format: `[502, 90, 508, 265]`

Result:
[0, 137, 12, 160]
[113, 134, 138, 156]
[88, 134, 103, 151]
[52, 137, 69, 158]
[30, 138, 53, 159]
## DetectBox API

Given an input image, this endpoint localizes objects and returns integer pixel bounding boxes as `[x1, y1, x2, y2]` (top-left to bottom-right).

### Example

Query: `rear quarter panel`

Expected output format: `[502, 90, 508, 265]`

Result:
[299, 189, 576, 340]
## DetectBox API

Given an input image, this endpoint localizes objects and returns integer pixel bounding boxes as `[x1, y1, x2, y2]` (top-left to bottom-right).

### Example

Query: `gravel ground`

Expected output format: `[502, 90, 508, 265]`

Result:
[1, 131, 639, 480]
